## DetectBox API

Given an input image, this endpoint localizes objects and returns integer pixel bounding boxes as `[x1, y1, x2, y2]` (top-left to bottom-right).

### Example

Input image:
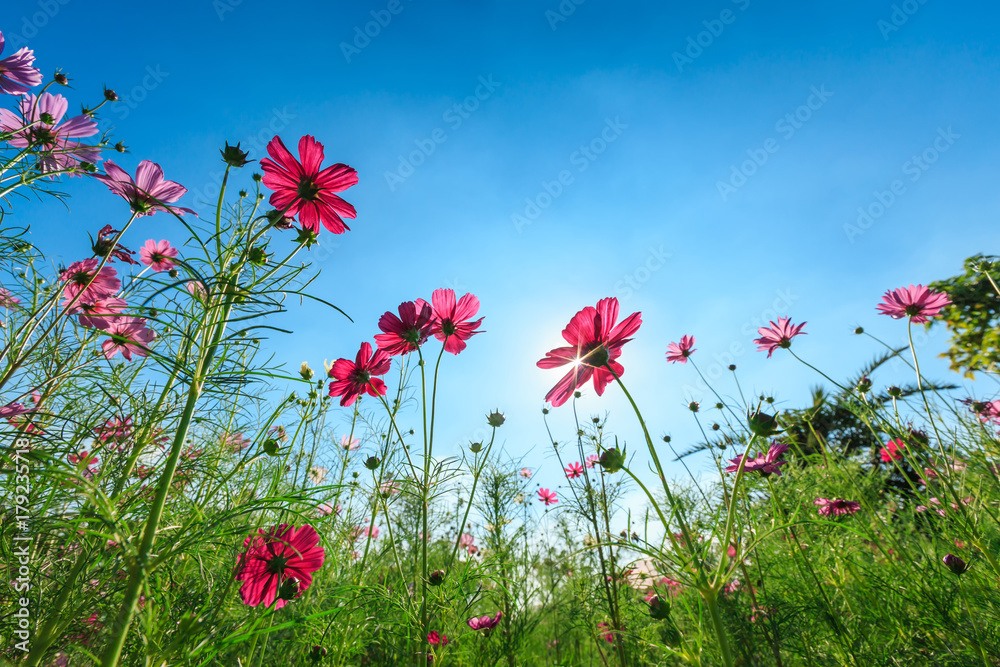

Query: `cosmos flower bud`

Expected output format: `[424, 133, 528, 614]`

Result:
[104, 87, 118, 102]
[728, 364, 736, 371]
[249, 246, 268, 266]
[647, 594, 672, 620]
[857, 376, 872, 393]
[168, 269, 179, 278]
[277, 577, 302, 601]
[854, 326, 864, 335]
[469, 441, 482, 453]
[300, 362, 314, 381]
[943, 553, 968, 575]
[115, 142, 127, 153]
[308, 645, 327, 661]
[364, 456, 381, 470]
[688, 402, 699, 413]
[220, 142, 251, 167]
[598, 446, 625, 474]
[54, 72, 69, 85]
[888, 386, 903, 398]
[429, 570, 445, 586]
[262, 438, 281, 456]
[487, 410, 505, 427]
[747, 409, 780, 438]
[295, 227, 320, 248]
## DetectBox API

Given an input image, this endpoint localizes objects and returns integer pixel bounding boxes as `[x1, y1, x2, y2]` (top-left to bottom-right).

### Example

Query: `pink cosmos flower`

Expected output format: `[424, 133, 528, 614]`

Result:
[585, 454, 600, 468]
[235, 524, 325, 609]
[339, 434, 361, 451]
[260, 135, 358, 235]
[418, 289, 484, 355]
[186, 281, 208, 302]
[519, 467, 532, 478]
[754, 317, 806, 358]
[962, 398, 1000, 425]
[665, 335, 696, 364]
[876, 284, 951, 324]
[90, 225, 138, 265]
[139, 239, 179, 272]
[597, 622, 619, 644]
[352, 525, 379, 540]
[427, 631, 449, 647]
[724, 441, 789, 477]
[328, 342, 392, 407]
[309, 466, 328, 485]
[459, 533, 476, 554]
[0, 32, 43, 95]
[77, 297, 128, 330]
[0, 402, 32, 419]
[537, 488, 558, 506]
[537, 297, 641, 407]
[0, 92, 98, 173]
[467, 610, 502, 633]
[69, 450, 99, 479]
[223, 432, 252, 453]
[101, 316, 155, 361]
[564, 461, 584, 479]
[95, 416, 133, 446]
[60, 258, 120, 304]
[0, 287, 22, 307]
[94, 160, 195, 217]
[814, 498, 861, 516]
[880, 439, 905, 463]
[317, 503, 335, 517]
[375, 300, 434, 356]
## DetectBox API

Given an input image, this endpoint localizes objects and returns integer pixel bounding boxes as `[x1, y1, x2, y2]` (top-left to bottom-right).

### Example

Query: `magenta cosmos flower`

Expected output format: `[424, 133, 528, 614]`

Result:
[77, 297, 128, 330]
[427, 631, 449, 647]
[537, 488, 558, 505]
[236, 523, 325, 609]
[880, 438, 905, 463]
[0, 32, 43, 95]
[139, 239, 179, 272]
[814, 498, 861, 516]
[260, 135, 358, 235]
[417, 289, 485, 355]
[0, 402, 33, 419]
[537, 297, 641, 408]
[876, 284, 951, 324]
[564, 461, 584, 479]
[724, 441, 789, 477]
[665, 335, 696, 364]
[375, 300, 434, 356]
[91, 225, 138, 265]
[0, 287, 21, 308]
[467, 610, 502, 633]
[59, 259, 120, 305]
[754, 317, 806, 358]
[328, 342, 391, 407]
[95, 160, 195, 217]
[101, 316, 155, 361]
[0, 92, 98, 173]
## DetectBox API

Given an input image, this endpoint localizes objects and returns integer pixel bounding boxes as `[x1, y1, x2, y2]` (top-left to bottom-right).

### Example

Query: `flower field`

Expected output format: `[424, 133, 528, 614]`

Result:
[3, 18, 1000, 667]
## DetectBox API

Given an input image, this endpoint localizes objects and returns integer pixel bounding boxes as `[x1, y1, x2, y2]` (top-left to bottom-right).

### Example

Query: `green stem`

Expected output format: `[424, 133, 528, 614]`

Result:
[100, 290, 237, 666]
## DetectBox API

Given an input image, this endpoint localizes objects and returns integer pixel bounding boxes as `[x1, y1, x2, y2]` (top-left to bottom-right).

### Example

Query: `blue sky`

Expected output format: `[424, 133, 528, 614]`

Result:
[5, 0, 1000, 505]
